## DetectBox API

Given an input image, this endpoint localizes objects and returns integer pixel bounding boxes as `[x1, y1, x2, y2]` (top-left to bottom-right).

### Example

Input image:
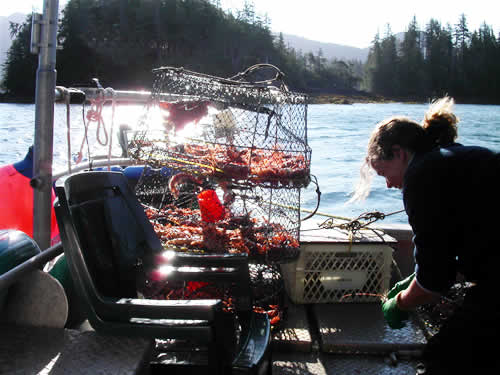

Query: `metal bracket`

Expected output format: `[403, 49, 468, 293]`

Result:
[30, 12, 60, 54]
[30, 12, 43, 55]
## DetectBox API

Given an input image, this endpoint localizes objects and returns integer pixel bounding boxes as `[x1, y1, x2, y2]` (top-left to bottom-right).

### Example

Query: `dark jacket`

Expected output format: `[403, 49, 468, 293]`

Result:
[403, 143, 500, 293]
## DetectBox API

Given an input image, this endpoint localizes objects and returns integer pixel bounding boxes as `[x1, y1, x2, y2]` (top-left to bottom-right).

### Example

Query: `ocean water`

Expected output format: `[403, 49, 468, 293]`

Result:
[1, 101, 499, 225]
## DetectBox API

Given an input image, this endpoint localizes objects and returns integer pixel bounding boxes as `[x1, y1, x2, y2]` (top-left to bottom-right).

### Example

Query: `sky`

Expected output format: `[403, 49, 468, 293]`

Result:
[2, 0, 499, 48]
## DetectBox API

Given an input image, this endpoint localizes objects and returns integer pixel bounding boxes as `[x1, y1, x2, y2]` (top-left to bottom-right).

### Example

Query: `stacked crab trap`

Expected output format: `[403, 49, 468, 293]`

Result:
[127, 65, 311, 324]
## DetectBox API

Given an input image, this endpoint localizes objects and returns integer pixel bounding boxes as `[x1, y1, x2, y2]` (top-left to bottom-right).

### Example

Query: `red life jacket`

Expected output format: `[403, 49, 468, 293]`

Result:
[0, 164, 59, 245]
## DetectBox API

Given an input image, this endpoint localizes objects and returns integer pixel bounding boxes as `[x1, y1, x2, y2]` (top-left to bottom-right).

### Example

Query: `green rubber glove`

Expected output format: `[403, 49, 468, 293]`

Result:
[382, 294, 409, 329]
[387, 273, 415, 299]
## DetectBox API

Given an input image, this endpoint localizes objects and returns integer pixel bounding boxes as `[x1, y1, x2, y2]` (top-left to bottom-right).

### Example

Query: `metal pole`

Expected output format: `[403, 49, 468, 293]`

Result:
[74, 87, 179, 103]
[33, 0, 59, 250]
[0, 243, 63, 292]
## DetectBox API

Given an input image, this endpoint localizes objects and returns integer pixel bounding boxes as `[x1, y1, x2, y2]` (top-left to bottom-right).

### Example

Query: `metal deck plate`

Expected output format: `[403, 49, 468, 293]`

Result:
[273, 352, 421, 375]
[0, 325, 152, 375]
[314, 303, 427, 354]
[273, 352, 328, 375]
[272, 301, 312, 352]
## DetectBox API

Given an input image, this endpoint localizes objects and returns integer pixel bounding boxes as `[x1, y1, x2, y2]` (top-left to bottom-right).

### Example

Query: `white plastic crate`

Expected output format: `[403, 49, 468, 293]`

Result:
[281, 228, 395, 304]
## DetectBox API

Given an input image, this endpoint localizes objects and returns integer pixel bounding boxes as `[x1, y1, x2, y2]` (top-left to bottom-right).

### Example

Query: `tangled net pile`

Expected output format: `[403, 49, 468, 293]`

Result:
[127, 65, 310, 328]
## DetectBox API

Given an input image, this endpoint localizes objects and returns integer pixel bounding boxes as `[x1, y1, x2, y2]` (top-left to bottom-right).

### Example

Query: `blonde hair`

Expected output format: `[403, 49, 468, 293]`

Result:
[422, 96, 459, 146]
[349, 96, 460, 202]
[347, 160, 373, 203]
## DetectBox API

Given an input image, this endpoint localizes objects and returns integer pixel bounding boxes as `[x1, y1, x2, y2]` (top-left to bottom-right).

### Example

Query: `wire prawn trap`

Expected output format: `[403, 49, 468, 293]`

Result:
[129, 65, 311, 264]
[128, 64, 311, 188]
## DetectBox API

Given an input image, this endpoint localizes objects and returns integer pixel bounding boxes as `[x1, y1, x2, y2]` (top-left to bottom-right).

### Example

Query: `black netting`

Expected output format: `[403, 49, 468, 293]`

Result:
[139, 262, 286, 331]
[249, 262, 287, 331]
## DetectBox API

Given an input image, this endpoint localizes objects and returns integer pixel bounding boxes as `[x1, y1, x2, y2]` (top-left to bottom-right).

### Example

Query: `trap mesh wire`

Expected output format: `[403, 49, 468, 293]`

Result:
[250, 262, 285, 311]
[138, 261, 286, 330]
[129, 65, 310, 188]
[130, 65, 310, 263]
[141, 179, 301, 263]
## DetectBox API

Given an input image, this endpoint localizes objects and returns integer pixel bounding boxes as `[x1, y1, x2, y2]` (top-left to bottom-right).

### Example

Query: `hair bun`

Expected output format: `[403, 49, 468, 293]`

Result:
[422, 97, 459, 147]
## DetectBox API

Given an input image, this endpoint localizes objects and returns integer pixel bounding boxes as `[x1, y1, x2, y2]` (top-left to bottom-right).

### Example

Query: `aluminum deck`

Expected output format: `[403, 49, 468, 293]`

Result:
[0, 325, 152, 375]
[0, 299, 427, 374]
[272, 300, 427, 375]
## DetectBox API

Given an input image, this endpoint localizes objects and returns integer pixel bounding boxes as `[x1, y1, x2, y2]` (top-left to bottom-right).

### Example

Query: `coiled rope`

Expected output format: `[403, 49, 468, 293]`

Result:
[319, 209, 406, 233]
[317, 209, 405, 252]
[75, 87, 116, 166]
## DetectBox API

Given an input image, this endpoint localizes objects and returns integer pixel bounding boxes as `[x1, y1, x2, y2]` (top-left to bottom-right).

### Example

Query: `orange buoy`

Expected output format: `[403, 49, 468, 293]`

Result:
[0, 148, 59, 245]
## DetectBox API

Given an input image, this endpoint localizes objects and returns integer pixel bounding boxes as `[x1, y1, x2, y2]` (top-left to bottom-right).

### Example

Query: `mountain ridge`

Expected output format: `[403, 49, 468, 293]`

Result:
[276, 32, 369, 62]
[0, 12, 370, 83]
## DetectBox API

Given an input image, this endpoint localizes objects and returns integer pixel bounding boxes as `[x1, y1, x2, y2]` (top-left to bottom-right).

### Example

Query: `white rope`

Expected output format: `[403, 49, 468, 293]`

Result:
[57, 86, 73, 174]
[75, 89, 111, 164]
[107, 89, 116, 170]
[86, 94, 109, 146]
[65, 91, 71, 173]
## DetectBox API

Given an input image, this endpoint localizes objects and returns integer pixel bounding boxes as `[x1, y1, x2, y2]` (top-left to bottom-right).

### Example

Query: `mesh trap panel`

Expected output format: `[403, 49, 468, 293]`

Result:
[137, 179, 302, 263]
[134, 166, 183, 209]
[250, 262, 285, 307]
[128, 65, 311, 189]
[143, 188, 300, 263]
[138, 261, 287, 330]
[281, 243, 393, 304]
[129, 66, 309, 263]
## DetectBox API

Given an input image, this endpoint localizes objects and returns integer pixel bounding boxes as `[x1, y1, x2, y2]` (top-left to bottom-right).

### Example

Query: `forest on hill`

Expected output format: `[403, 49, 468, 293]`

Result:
[1, 0, 499, 103]
[366, 15, 500, 103]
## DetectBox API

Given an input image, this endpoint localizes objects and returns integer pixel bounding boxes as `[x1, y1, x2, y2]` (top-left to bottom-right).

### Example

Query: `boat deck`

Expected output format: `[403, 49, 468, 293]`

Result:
[0, 325, 152, 375]
[272, 299, 427, 374]
[1, 224, 424, 374]
[1, 299, 428, 375]
[273, 351, 420, 375]
[271, 225, 426, 374]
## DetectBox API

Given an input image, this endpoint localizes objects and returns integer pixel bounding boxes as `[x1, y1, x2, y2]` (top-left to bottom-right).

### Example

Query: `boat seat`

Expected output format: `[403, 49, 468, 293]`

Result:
[54, 171, 271, 374]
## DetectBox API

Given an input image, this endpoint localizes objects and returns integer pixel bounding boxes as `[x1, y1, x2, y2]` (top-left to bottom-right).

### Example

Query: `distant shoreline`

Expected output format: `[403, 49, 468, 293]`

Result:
[309, 93, 395, 105]
[1, 93, 498, 106]
[309, 93, 500, 105]
[0, 92, 404, 105]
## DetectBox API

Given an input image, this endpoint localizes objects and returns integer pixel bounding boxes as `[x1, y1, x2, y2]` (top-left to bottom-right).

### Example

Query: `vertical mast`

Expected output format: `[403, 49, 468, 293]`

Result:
[32, 0, 59, 250]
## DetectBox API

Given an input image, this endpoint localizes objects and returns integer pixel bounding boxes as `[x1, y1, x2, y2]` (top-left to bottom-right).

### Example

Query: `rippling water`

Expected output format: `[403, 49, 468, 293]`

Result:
[1, 101, 499, 225]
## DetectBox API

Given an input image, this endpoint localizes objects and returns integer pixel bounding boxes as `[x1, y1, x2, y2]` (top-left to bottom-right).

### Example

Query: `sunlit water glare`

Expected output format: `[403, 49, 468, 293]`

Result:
[1, 101, 498, 225]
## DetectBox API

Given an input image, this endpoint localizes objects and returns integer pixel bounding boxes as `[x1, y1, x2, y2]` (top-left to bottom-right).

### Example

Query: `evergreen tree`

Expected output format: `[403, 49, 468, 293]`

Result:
[0, 0, 371, 99]
[454, 14, 470, 52]
[465, 23, 498, 100]
[1, 15, 38, 97]
[424, 19, 453, 97]
[378, 25, 399, 96]
[398, 16, 425, 97]
[363, 31, 382, 92]
[452, 13, 470, 96]
[315, 49, 326, 75]
[57, 0, 102, 86]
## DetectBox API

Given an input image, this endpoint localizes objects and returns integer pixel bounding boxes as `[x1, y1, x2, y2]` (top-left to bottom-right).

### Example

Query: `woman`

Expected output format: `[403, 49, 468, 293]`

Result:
[356, 97, 500, 374]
